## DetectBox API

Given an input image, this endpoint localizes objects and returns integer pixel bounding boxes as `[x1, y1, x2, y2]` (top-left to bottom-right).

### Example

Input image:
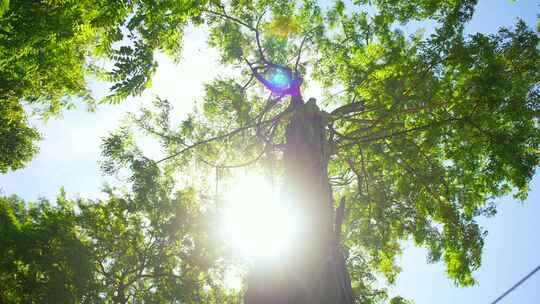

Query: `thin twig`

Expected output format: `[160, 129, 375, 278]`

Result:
[203, 9, 255, 31]
[155, 117, 274, 164]
[255, 10, 268, 64]
[294, 26, 322, 73]
[241, 74, 255, 91]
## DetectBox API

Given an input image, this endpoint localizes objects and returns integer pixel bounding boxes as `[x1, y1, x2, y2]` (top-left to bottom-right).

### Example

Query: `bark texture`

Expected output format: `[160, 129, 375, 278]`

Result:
[245, 97, 354, 304]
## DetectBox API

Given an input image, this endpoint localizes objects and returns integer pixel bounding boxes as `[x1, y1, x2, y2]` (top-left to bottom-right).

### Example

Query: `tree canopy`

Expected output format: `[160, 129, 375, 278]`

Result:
[0, 193, 95, 303]
[0, 0, 539, 303]
[0, 185, 234, 303]
[0, 0, 202, 171]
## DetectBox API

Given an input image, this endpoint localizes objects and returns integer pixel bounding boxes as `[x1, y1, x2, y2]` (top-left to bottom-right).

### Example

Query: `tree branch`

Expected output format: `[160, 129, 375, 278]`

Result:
[294, 26, 321, 73]
[155, 119, 267, 164]
[255, 10, 268, 64]
[337, 119, 456, 148]
[155, 106, 289, 165]
[334, 197, 346, 243]
[241, 74, 255, 91]
[330, 102, 381, 118]
[203, 9, 255, 31]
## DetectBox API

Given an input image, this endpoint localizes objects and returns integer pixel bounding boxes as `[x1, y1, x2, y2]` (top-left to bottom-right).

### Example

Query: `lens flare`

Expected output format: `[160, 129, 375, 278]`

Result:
[268, 67, 290, 89]
[264, 66, 292, 92]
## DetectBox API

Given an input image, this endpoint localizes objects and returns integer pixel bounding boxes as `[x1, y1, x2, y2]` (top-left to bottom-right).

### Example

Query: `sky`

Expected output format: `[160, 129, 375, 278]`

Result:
[0, 0, 539, 303]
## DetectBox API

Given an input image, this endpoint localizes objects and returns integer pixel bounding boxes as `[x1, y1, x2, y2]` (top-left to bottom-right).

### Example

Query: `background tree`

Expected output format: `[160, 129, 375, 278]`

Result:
[0, 192, 95, 303]
[0, 160, 240, 303]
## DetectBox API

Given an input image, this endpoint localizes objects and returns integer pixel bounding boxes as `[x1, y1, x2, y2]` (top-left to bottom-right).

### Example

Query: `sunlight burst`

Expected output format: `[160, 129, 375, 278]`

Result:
[223, 172, 297, 259]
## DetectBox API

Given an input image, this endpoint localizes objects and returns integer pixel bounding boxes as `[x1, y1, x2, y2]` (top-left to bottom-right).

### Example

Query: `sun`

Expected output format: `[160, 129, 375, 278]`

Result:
[222, 172, 298, 260]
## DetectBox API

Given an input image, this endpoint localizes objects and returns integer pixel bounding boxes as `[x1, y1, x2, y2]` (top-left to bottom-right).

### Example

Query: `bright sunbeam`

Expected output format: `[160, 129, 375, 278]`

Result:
[223, 172, 297, 259]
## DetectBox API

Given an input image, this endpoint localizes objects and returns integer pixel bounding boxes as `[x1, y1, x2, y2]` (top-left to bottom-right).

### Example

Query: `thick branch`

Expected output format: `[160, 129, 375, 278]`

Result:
[334, 197, 346, 244]
[330, 102, 379, 117]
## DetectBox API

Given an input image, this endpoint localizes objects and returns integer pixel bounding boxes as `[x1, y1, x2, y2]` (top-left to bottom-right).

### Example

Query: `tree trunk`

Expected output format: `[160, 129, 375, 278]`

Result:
[245, 96, 354, 304]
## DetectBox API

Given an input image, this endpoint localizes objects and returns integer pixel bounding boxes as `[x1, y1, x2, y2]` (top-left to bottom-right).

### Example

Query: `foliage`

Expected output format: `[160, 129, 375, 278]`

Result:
[0, 193, 95, 303]
[0, 0, 206, 107]
[0, 169, 238, 303]
[0, 0, 206, 172]
[0, 99, 40, 172]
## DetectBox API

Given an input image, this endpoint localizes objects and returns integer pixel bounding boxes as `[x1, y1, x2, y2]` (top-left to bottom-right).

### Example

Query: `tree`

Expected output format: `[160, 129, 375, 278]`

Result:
[99, 1, 539, 303]
[0, 173, 238, 303]
[0, 192, 95, 303]
[77, 150, 231, 304]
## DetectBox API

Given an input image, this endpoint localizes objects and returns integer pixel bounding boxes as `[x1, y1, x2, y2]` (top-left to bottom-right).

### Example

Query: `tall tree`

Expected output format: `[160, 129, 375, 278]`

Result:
[104, 1, 539, 303]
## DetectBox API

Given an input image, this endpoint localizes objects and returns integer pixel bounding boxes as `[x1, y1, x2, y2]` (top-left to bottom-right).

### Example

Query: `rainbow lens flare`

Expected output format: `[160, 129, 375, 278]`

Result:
[264, 66, 293, 93]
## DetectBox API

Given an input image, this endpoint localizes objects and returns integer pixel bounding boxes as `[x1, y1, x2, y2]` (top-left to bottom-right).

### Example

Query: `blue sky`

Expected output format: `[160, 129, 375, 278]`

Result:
[1, 1, 539, 303]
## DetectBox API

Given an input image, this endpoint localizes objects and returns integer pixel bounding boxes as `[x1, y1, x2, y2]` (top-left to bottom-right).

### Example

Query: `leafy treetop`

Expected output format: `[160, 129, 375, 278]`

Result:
[111, 0, 539, 290]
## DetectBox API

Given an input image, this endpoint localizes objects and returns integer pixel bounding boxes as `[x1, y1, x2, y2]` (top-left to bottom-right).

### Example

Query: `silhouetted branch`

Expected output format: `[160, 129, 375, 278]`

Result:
[330, 102, 377, 117]
[337, 117, 460, 148]
[155, 104, 290, 165]
[241, 74, 255, 91]
[294, 26, 322, 73]
[255, 10, 268, 64]
[334, 197, 346, 243]
[155, 119, 269, 164]
[203, 9, 255, 31]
